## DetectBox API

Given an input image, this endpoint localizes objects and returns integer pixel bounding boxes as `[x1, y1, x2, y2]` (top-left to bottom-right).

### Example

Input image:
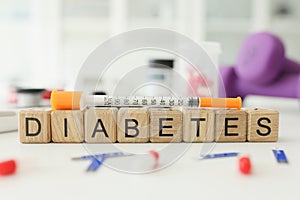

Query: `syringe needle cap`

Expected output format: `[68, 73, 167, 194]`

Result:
[51, 90, 82, 110]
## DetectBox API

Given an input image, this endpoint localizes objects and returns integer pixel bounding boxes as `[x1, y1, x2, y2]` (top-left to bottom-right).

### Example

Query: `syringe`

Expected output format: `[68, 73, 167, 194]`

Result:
[50, 90, 242, 110]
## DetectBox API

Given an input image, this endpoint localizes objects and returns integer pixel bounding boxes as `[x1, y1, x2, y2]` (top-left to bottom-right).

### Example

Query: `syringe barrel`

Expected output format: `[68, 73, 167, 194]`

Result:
[85, 96, 199, 107]
[50, 91, 242, 110]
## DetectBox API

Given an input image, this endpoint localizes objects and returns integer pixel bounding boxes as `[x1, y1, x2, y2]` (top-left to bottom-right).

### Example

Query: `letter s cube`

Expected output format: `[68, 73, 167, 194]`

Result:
[245, 108, 279, 142]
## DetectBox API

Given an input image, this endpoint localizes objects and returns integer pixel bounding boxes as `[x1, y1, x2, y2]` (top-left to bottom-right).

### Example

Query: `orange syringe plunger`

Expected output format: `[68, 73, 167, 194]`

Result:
[50, 90, 82, 110]
[199, 97, 242, 110]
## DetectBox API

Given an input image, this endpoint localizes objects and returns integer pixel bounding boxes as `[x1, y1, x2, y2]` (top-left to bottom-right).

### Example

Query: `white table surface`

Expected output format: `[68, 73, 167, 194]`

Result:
[1, 96, 300, 200]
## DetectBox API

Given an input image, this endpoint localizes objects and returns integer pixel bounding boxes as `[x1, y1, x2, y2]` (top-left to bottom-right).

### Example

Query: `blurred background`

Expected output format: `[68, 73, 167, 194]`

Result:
[0, 0, 300, 106]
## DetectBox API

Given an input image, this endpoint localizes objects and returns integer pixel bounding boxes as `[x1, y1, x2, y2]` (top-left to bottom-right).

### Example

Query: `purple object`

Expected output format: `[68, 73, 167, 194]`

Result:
[220, 66, 300, 99]
[235, 32, 300, 85]
[220, 32, 300, 100]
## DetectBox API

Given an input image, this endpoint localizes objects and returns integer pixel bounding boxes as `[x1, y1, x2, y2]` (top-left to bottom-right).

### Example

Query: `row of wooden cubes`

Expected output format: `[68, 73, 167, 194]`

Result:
[19, 107, 279, 143]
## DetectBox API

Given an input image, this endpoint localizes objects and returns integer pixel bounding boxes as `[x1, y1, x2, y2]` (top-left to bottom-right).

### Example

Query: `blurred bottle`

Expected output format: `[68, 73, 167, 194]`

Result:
[147, 59, 174, 96]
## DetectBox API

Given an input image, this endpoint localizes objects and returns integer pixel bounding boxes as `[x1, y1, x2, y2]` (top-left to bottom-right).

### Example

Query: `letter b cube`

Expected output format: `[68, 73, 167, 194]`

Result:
[117, 108, 149, 143]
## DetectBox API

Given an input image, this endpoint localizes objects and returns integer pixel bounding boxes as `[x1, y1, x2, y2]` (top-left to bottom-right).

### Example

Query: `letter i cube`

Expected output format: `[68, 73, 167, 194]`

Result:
[51, 110, 84, 143]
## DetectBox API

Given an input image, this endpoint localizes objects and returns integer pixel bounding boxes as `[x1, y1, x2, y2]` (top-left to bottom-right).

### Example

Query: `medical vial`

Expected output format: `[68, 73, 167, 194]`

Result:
[147, 59, 174, 96]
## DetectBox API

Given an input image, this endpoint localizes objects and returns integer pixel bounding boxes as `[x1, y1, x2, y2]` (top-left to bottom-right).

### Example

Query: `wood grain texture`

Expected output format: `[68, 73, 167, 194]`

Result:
[51, 110, 84, 143]
[245, 108, 279, 142]
[19, 108, 51, 143]
[149, 108, 182, 143]
[117, 108, 149, 143]
[19, 107, 280, 144]
[85, 108, 117, 143]
[182, 108, 214, 142]
[215, 109, 247, 142]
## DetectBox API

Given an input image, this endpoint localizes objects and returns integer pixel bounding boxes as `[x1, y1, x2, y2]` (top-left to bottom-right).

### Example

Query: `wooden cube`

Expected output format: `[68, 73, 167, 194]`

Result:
[245, 108, 279, 142]
[117, 108, 149, 143]
[215, 109, 247, 142]
[85, 108, 117, 143]
[19, 108, 51, 143]
[183, 108, 214, 142]
[51, 110, 84, 143]
[149, 108, 182, 143]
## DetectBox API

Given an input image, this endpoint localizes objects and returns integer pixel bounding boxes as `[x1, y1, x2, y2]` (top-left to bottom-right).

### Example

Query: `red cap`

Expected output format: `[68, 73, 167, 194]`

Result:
[239, 156, 251, 175]
[0, 160, 17, 176]
[148, 150, 159, 161]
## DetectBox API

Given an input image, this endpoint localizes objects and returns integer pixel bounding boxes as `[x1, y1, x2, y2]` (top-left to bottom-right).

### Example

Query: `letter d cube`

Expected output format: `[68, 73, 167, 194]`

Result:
[19, 108, 52, 143]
